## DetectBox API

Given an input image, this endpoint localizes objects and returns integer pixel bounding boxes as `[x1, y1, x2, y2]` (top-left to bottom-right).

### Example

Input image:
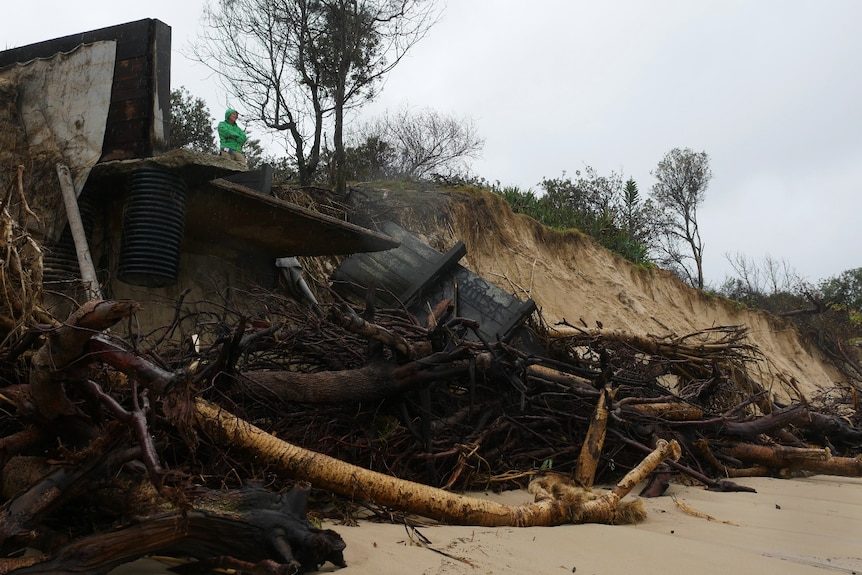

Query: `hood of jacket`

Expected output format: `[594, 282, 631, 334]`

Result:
[224, 108, 237, 121]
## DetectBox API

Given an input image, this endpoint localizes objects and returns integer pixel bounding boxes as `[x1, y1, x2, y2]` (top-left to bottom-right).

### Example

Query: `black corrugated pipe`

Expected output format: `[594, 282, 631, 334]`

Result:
[118, 167, 188, 287]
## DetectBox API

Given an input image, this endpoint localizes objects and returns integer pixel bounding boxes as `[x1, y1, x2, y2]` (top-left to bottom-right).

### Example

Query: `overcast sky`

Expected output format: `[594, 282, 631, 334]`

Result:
[5, 1, 861, 287]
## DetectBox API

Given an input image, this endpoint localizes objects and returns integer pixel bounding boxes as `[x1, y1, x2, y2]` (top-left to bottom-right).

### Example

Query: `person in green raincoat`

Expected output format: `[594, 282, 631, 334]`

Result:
[218, 108, 248, 168]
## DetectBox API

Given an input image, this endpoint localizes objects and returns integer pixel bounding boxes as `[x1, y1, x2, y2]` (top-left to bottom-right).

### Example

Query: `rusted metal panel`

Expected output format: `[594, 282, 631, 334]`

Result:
[0, 18, 171, 161]
[105, 121, 150, 149]
[332, 222, 537, 342]
[111, 57, 150, 100]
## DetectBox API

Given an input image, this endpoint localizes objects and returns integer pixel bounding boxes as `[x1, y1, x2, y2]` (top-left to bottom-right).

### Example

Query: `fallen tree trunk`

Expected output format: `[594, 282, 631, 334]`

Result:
[243, 352, 473, 403]
[193, 398, 680, 526]
[796, 409, 862, 445]
[0, 439, 144, 549]
[244, 361, 411, 403]
[719, 405, 808, 437]
[721, 443, 862, 477]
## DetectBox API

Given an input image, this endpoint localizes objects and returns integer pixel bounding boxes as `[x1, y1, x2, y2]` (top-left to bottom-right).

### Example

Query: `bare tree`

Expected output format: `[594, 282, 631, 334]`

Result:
[650, 148, 712, 289]
[194, 0, 439, 189]
[722, 252, 802, 297]
[353, 106, 484, 179]
[718, 252, 826, 319]
[723, 252, 762, 298]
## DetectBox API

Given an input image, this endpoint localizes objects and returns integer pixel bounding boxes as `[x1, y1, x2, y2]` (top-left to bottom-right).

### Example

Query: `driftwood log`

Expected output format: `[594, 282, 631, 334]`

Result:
[194, 398, 681, 527]
[574, 384, 615, 488]
[721, 442, 862, 477]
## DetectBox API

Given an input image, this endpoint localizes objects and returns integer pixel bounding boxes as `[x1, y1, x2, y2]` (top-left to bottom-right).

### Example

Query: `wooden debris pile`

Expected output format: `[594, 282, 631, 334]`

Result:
[0, 183, 860, 573]
[223, 291, 861, 493]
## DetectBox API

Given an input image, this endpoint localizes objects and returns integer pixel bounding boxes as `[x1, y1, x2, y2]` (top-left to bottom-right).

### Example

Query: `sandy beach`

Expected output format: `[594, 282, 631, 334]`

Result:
[112, 475, 862, 575]
[326, 476, 862, 575]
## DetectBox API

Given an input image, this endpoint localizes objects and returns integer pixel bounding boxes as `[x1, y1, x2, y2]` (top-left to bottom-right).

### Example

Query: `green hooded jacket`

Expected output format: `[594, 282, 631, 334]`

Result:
[218, 108, 248, 152]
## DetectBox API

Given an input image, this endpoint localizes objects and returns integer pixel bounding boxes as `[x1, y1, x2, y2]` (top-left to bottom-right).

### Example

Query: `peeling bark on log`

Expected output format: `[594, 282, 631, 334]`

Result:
[574, 385, 614, 488]
[693, 438, 770, 478]
[0, 462, 89, 546]
[193, 398, 680, 526]
[0, 435, 130, 547]
[612, 431, 758, 493]
[622, 402, 704, 421]
[722, 443, 862, 477]
[525, 365, 600, 397]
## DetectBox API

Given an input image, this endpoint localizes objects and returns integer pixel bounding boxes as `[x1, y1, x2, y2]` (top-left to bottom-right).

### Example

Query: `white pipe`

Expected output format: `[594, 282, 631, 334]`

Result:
[56, 163, 102, 300]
